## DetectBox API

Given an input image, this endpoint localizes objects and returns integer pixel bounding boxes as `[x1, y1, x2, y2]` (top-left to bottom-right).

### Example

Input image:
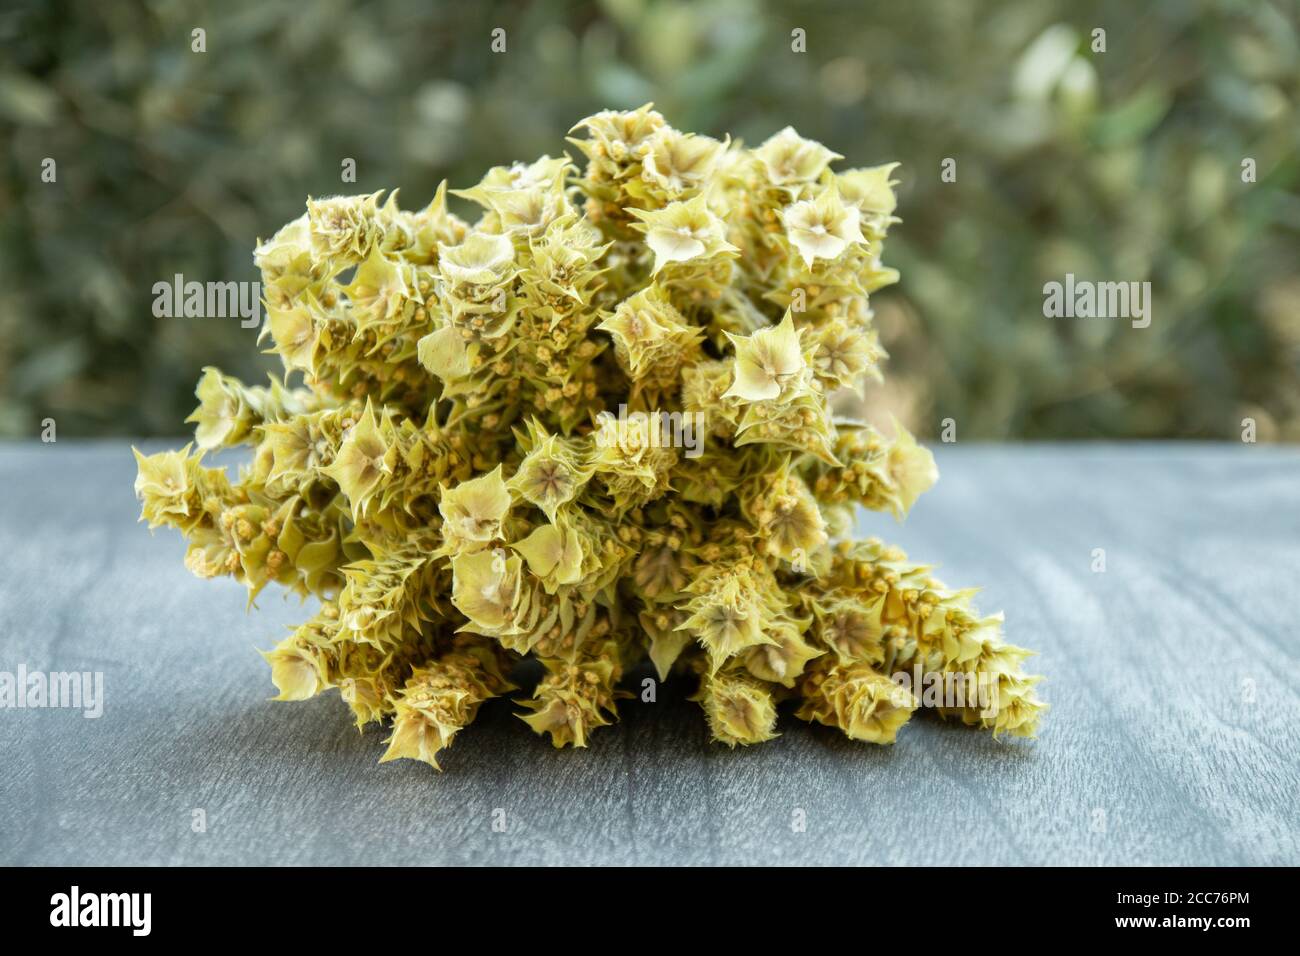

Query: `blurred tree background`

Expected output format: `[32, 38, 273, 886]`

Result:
[1, 0, 1297, 439]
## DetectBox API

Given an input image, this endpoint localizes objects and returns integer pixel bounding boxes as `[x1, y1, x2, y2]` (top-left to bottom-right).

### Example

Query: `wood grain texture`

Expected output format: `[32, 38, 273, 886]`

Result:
[1, 442, 1296, 866]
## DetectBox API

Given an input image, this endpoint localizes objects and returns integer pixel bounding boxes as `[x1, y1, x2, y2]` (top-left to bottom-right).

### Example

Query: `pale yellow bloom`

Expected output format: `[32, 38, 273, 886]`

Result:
[782, 187, 866, 267]
[628, 195, 737, 274]
[439, 466, 512, 547]
[754, 126, 842, 186]
[723, 313, 808, 402]
[886, 418, 938, 517]
[438, 231, 515, 285]
[641, 128, 727, 197]
[837, 163, 901, 218]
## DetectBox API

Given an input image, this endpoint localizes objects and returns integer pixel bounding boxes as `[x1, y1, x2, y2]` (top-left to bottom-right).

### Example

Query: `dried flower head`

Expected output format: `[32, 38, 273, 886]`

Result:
[754, 126, 843, 188]
[641, 128, 727, 199]
[629, 195, 738, 274]
[723, 313, 809, 402]
[308, 191, 385, 264]
[782, 187, 867, 268]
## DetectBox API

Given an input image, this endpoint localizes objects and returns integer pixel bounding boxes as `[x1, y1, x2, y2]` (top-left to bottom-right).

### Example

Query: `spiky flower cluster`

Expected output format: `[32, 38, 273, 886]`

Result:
[135, 106, 1044, 770]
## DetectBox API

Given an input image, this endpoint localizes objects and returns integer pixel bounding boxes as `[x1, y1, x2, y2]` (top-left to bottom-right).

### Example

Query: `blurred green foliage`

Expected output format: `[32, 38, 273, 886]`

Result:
[1, 0, 1297, 439]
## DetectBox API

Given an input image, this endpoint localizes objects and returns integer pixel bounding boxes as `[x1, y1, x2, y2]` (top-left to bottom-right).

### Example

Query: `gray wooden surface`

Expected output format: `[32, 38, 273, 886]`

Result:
[1, 442, 1296, 866]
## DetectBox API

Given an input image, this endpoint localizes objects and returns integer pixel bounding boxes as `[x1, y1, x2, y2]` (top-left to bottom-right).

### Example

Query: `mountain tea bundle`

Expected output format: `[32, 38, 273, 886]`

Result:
[134, 106, 1045, 769]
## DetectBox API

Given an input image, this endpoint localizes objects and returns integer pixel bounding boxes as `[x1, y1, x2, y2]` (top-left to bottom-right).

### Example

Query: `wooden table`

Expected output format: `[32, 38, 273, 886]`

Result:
[2, 442, 1296, 865]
